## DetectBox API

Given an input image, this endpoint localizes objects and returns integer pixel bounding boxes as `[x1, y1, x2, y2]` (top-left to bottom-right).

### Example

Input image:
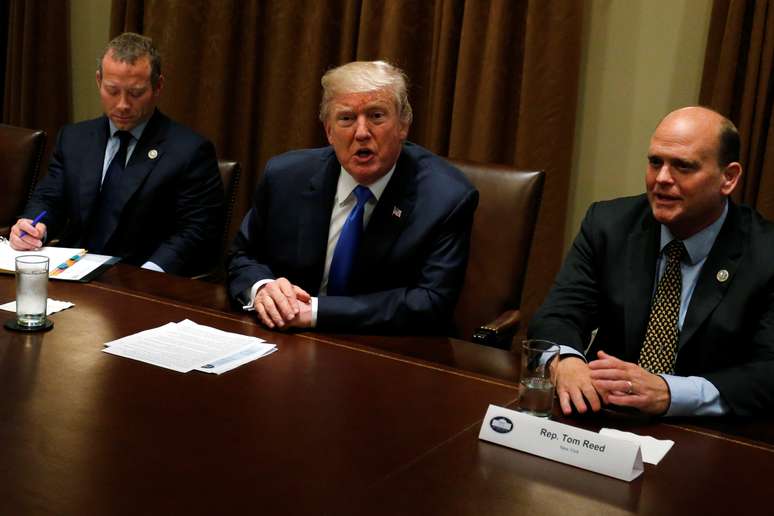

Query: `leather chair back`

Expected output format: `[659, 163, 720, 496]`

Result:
[449, 158, 544, 346]
[217, 159, 241, 265]
[0, 124, 46, 236]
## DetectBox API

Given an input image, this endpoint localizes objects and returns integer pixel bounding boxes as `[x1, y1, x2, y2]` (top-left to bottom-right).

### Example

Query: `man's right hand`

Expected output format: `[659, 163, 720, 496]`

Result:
[254, 277, 311, 329]
[9, 219, 47, 251]
[555, 356, 604, 415]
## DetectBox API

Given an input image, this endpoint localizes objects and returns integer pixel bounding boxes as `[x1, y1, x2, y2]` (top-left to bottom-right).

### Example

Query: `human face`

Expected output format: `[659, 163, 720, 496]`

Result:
[96, 51, 162, 131]
[324, 89, 409, 185]
[645, 108, 741, 239]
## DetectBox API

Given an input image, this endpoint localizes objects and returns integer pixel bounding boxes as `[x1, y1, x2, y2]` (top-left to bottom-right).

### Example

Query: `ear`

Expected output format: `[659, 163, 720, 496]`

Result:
[398, 119, 409, 141]
[324, 120, 335, 145]
[720, 162, 742, 196]
[154, 74, 165, 97]
[96, 70, 102, 89]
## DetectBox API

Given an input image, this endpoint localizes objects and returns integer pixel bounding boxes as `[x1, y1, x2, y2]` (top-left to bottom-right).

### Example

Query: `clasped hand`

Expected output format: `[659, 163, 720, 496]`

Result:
[253, 277, 312, 330]
[554, 351, 670, 416]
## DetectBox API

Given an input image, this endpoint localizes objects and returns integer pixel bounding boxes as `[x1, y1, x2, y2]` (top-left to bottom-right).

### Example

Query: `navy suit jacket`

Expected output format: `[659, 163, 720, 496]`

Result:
[23, 110, 224, 276]
[228, 142, 478, 334]
[528, 195, 774, 415]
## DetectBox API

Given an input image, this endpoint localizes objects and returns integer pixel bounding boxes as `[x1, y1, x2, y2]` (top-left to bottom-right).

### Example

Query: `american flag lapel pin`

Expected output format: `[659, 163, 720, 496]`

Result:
[392, 206, 402, 218]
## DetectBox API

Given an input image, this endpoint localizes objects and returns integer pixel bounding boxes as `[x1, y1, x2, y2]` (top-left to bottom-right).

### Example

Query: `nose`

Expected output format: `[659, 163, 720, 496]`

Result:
[354, 115, 371, 140]
[116, 92, 130, 111]
[655, 164, 673, 184]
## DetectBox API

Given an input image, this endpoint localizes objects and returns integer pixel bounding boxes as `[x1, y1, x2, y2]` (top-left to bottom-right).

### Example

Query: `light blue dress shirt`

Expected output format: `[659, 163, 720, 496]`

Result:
[560, 202, 730, 416]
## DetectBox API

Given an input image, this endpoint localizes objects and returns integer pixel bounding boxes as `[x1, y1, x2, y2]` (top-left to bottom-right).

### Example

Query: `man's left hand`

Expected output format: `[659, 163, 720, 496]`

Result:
[588, 350, 671, 415]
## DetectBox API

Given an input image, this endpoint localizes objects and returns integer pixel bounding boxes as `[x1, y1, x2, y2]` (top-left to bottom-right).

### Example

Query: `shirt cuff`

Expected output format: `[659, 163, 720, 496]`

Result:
[311, 297, 318, 328]
[558, 345, 586, 361]
[141, 261, 164, 272]
[661, 374, 730, 416]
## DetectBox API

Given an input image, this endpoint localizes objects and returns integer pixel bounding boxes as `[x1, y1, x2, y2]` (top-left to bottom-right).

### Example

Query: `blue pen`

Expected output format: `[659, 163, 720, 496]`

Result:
[19, 210, 47, 239]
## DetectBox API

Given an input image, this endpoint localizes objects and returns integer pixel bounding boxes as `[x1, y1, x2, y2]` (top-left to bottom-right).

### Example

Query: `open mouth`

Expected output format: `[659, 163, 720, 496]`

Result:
[355, 148, 374, 159]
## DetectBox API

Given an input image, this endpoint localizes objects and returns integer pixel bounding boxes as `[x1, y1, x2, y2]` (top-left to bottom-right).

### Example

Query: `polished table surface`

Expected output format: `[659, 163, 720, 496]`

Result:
[0, 266, 772, 515]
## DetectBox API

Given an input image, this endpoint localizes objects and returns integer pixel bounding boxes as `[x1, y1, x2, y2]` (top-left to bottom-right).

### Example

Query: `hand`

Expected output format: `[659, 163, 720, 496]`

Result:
[588, 350, 671, 415]
[254, 277, 311, 329]
[555, 356, 604, 415]
[286, 300, 313, 329]
[9, 219, 47, 250]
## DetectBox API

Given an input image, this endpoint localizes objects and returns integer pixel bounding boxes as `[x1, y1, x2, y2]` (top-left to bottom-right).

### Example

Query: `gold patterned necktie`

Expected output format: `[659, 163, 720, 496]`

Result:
[638, 239, 686, 374]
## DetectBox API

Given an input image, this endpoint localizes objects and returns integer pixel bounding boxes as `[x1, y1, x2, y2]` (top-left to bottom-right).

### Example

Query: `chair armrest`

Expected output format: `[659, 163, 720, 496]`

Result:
[471, 309, 521, 350]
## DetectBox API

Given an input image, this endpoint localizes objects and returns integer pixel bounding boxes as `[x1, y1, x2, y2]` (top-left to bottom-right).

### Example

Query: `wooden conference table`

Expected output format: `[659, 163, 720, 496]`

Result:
[0, 265, 771, 515]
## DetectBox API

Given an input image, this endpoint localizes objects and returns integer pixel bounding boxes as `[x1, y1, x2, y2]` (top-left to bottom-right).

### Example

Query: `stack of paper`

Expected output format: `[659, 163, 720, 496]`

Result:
[103, 319, 276, 374]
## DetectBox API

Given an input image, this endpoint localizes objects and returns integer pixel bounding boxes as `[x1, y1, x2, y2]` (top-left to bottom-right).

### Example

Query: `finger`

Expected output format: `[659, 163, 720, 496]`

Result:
[606, 393, 644, 408]
[258, 295, 286, 328]
[254, 302, 275, 329]
[272, 279, 301, 315]
[293, 285, 311, 303]
[557, 388, 574, 415]
[581, 383, 603, 412]
[588, 358, 624, 370]
[589, 368, 626, 380]
[568, 386, 589, 414]
[592, 379, 631, 395]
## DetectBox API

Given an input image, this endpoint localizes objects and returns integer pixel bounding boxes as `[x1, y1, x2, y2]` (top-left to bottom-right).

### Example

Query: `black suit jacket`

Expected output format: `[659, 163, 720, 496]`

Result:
[528, 195, 774, 415]
[23, 110, 224, 276]
[228, 142, 478, 334]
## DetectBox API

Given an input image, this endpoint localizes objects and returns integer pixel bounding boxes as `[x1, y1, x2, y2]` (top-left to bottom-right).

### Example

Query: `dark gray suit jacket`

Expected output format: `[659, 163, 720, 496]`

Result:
[228, 142, 478, 334]
[528, 195, 774, 415]
[23, 110, 223, 276]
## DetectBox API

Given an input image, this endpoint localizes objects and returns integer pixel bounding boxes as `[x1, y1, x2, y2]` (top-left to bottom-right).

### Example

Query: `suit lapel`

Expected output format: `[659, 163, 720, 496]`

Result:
[679, 203, 744, 348]
[78, 117, 110, 225]
[624, 212, 660, 361]
[354, 151, 414, 278]
[298, 152, 339, 290]
[100, 111, 167, 243]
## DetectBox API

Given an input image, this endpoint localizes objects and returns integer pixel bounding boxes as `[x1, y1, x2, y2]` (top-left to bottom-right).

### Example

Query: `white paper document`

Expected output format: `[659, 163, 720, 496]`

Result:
[0, 240, 115, 281]
[103, 319, 277, 373]
[0, 298, 74, 315]
[599, 428, 674, 465]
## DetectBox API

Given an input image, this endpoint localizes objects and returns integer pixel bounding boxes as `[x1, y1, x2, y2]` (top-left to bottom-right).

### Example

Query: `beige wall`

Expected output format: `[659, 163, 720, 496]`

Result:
[68, 0, 714, 248]
[568, 0, 713, 247]
[69, 0, 111, 121]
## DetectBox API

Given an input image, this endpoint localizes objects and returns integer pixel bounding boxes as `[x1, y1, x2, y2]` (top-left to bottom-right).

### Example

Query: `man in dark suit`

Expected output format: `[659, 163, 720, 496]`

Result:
[10, 33, 223, 276]
[228, 61, 478, 334]
[528, 106, 774, 416]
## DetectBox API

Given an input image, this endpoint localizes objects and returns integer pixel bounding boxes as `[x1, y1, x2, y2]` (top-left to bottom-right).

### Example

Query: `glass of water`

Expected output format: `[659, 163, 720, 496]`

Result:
[15, 255, 49, 328]
[516, 339, 559, 418]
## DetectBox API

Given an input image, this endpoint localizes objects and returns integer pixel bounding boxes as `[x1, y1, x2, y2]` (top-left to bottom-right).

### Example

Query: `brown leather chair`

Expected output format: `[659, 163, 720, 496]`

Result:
[0, 124, 46, 236]
[448, 158, 544, 349]
[196, 159, 240, 280]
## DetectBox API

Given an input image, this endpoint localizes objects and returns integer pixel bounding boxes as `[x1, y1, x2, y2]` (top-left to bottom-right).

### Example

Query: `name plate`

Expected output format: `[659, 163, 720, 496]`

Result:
[478, 404, 643, 482]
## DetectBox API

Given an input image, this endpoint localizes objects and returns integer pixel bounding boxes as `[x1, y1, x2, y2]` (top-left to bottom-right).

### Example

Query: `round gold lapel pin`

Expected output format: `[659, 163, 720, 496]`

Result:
[716, 269, 729, 282]
[148, 149, 158, 159]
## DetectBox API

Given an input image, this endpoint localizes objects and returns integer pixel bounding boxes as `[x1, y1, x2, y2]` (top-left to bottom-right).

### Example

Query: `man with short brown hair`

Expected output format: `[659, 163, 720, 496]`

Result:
[11, 32, 223, 276]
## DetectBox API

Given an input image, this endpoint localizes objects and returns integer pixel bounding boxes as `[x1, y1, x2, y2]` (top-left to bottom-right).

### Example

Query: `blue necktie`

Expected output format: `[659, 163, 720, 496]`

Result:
[87, 130, 132, 252]
[327, 185, 373, 296]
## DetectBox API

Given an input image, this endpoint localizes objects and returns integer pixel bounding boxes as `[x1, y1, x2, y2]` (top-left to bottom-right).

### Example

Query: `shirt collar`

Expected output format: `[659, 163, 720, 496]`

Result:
[659, 201, 729, 265]
[108, 118, 148, 142]
[335, 163, 396, 206]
